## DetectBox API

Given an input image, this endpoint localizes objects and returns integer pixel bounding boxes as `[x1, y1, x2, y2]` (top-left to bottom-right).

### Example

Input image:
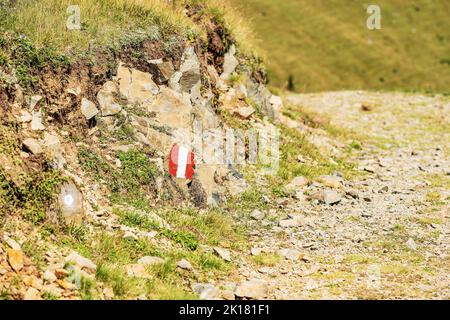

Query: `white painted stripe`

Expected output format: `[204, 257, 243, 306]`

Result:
[176, 145, 189, 178]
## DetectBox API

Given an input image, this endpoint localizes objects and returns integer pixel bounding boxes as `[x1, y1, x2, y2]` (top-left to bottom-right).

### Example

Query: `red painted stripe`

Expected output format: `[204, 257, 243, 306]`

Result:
[185, 151, 195, 180]
[168, 144, 196, 180]
[168, 144, 179, 177]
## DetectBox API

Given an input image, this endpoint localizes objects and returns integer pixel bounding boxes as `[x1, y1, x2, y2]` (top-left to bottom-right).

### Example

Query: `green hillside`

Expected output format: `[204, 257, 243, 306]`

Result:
[229, 0, 450, 93]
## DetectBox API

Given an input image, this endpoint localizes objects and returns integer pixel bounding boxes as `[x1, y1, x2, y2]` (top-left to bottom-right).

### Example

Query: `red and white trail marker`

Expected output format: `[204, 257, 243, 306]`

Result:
[168, 144, 195, 180]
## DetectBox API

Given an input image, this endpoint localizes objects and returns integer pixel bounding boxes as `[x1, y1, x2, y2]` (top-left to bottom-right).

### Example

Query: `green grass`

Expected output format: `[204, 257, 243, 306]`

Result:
[161, 229, 199, 251]
[0, 0, 199, 56]
[251, 252, 282, 267]
[0, 1, 184, 88]
[230, 0, 450, 93]
[95, 263, 139, 297]
[425, 191, 444, 206]
[54, 222, 232, 299]
[422, 173, 450, 189]
[118, 210, 161, 230]
[116, 206, 244, 249]
[22, 171, 66, 223]
[118, 207, 201, 250]
[0, 151, 65, 224]
[277, 125, 356, 182]
[78, 147, 159, 208]
[0, 0, 260, 90]
[21, 239, 47, 270]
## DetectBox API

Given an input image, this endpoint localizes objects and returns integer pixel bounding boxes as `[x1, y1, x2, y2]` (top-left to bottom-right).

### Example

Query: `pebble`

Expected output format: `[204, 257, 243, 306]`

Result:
[43, 270, 57, 283]
[278, 248, 304, 261]
[3, 235, 21, 250]
[406, 238, 417, 251]
[23, 138, 43, 155]
[31, 110, 45, 131]
[234, 279, 268, 299]
[279, 219, 300, 228]
[192, 283, 219, 300]
[250, 209, 265, 221]
[24, 287, 41, 300]
[137, 256, 165, 266]
[64, 251, 97, 272]
[319, 175, 343, 189]
[285, 176, 309, 190]
[213, 247, 231, 262]
[7, 249, 24, 272]
[361, 212, 373, 218]
[323, 189, 342, 204]
[55, 268, 69, 279]
[176, 259, 193, 270]
[251, 248, 262, 256]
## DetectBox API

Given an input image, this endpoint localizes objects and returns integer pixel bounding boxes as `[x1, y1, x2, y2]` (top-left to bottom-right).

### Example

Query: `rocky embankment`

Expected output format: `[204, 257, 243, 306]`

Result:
[0, 17, 285, 298]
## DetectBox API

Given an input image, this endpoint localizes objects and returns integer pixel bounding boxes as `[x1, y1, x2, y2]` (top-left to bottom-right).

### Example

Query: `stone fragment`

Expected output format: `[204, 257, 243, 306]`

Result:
[278, 248, 304, 261]
[19, 110, 32, 123]
[148, 59, 175, 84]
[54, 268, 69, 279]
[29, 95, 43, 109]
[24, 287, 41, 300]
[81, 98, 99, 120]
[43, 270, 57, 283]
[346, 189, 359, 199]
[251, 248, 262, 256]
[4, 235, 21, 250]
[406, 238, 417, 251]
[323, 189, 342, 204]
[213, 247, 231, 262]
[176, 259, 193, 270]
[122, 231, 138, 241]
[192, 283, 219, 300]
[234, 279, 267, 299]
[179, 47, 201, 92]
[129, 68, 159, 104]
[56, 279, 77, 290]
[279, 219, 301, 228]
[233, 106, 255, 119]
[67, 87, 81, 96]
[221, 290, 236, 300]
[23, 138, 43, 155]
[311, 189, 342, 205]
[220, 45, 239, 80]
[147, 87, 192, 134]
[126, 264, 150, 279]
[7, 249, 24, 272]
[235, 84, 248, 99]
[319, 175, 344, 189]
[64, 251, 96, 272]
[31, 110, 45, 131]
[97, 81, 122, 116]
[137, 256, 165, 266]
[43, 133, 66, 169]
[285, 176, 309, 190]
[250, 209, 265, 221]
[43, 132, 61, 149]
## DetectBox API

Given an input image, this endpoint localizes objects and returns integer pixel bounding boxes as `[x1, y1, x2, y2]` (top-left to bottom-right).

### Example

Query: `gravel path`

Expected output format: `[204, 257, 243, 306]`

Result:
[233, 92, 449, 299]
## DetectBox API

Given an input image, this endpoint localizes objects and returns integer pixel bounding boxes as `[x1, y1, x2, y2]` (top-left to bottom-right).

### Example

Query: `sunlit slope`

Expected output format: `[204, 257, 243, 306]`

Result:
[230, 0, 450, 93]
